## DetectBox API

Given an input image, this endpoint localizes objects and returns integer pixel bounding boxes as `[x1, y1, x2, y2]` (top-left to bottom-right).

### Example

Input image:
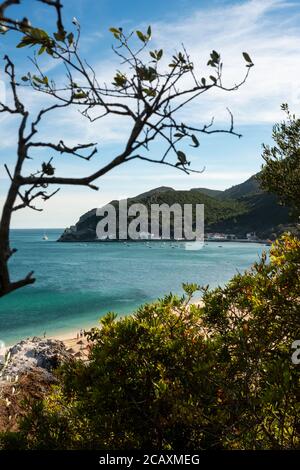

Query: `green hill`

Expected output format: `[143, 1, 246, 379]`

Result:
[206, 174, 294, 238]
[190, 188, 223, 198]
[58, 174, 296, 242]
[220, 174, 262, 200]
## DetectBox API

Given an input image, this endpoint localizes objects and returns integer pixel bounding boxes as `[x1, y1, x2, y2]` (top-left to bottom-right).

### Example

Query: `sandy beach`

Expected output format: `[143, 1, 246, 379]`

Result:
[61, 335, 90, 359]
[47, 328, 92, 359]
[2, 298, 205, 360]
[49, 297, 204, 359]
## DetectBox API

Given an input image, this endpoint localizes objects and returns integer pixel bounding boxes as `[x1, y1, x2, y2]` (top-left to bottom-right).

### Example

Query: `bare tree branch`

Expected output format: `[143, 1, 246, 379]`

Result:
[0, 3, 254, 296]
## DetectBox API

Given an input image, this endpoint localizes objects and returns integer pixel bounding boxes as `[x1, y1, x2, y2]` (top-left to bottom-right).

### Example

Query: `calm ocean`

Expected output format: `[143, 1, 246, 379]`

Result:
[0, 229, 268, 345]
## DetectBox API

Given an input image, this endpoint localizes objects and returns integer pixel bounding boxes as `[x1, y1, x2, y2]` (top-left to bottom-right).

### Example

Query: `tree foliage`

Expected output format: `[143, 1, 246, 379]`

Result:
[1, 235, 299, 450]
[259, 104, 300, 215]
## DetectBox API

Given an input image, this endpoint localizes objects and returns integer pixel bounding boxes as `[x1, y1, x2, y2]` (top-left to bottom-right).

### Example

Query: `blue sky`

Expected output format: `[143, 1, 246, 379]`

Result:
[1, 0, 300, 227]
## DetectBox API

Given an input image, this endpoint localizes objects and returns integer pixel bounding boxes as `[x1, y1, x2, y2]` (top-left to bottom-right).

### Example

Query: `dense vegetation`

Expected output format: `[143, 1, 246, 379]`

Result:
[0, 234, 299, 450]
[259, 104, 300, 215]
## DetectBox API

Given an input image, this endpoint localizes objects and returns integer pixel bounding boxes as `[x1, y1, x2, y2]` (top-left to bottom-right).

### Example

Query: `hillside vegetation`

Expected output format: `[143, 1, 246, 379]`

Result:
[59, 174, 294, 241]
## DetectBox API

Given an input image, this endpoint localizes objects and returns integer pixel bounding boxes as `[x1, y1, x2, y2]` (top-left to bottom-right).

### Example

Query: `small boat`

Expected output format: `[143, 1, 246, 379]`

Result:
[42, 234, 48, 241]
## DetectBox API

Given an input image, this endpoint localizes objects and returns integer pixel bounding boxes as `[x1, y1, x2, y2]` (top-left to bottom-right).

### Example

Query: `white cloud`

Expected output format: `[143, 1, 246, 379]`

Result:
[25, 0, 300, 147]
[145, 0, 300, 124]
[3, 0, 298, 152]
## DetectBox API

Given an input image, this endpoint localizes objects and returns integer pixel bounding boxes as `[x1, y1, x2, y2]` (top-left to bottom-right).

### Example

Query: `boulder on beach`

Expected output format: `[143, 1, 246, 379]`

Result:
[0, 336, 73, 383]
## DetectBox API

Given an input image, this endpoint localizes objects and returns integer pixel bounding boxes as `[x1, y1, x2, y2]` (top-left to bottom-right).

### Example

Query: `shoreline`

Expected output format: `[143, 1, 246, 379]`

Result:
[3, 239, 269, 350]
[58, 238, 272, 245]
[3, 326, 95, 359]
[4, 298, 204, 355]
[50, 297, 204, 345]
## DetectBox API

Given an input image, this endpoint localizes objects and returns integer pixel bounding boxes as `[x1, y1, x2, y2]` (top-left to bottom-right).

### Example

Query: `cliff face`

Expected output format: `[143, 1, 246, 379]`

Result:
[58, 175, 295, 242]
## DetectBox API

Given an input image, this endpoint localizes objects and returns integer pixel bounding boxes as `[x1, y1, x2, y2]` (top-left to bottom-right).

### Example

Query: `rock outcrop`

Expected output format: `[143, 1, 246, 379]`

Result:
[0, 338, 74, 433]
[0, 336, 72, 383]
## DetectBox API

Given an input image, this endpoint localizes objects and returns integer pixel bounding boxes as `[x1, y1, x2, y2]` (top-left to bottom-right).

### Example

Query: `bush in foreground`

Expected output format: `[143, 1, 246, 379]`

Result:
[0, 234, 299, 450]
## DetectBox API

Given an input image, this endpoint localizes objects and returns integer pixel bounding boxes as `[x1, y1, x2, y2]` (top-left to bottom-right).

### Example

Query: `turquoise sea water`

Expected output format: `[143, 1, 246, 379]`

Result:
[0, 229, 269, 345]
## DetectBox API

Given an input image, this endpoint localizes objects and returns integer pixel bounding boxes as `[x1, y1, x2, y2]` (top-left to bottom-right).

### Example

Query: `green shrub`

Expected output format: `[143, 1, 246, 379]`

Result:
[3, 235, 299, 450]
[259, 104, 300, 215]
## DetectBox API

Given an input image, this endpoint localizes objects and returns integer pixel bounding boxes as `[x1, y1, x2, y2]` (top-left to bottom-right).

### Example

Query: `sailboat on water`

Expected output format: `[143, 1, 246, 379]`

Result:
[42, 233, 48, 241]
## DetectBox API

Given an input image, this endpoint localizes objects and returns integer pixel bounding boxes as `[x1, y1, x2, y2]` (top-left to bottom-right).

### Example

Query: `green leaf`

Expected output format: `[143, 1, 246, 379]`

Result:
[157, 49, 163, 60]
[16, 39, 31, 48]
[211, 50, 220, 62]
[113, 72, 127, 87]
[32, 75, 45, 84]
[54, 30, 66, 42]
[178, 52, 185, 63]
[38, 46, 46, 55]
[147, 25, 152, 38]
[73, 92, 87, 99]
[136, 30, 146, 42]
[177, 150, 187, 164]
[21, 76, 29, 82]
[148, 66, 157, 82]
[150, 49, 162, 61]
[209, 75, 217, 83]
[174, 132, 184, 138]
[182, 282, 200, 296]
[42, 162, 55, 175]
[191, 134, 200, 147]
[109, 27, 121, 34]
[16, 29, 53, 50]
[201, 77, 206, 86]
[46, 47, 54, 56]
[67, 32, 74, 46]
[207, 59, 216, 67]
[30, 28, 49, 40]
[142, 88, 156, 97]
[242, 52, 253, 64]
[109, 28, 122, 39]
